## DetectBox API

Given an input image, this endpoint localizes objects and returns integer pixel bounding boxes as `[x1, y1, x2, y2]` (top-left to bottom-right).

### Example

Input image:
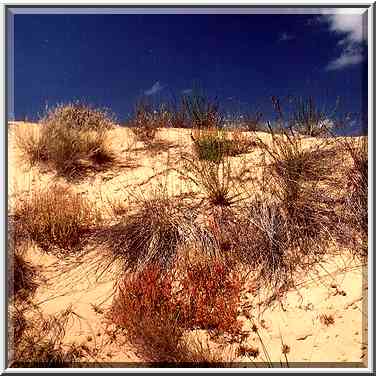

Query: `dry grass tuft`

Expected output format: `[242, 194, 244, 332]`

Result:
[319, 313, 335, 327]
[13, 184, 101, 255]
[237, 344, 260, 358]
[129, 99, 177, 146]
[130, 100, 159, 145]
[8, 215, 42, 301]
[15, 103, 116, 179]
[271, 95, 336, 137]
[256, 124, 340, 250]
[8, 249, 40, 302]
[91, 188, 196, 274]
[178, 152, 245, 207]
[342, 136, 368, 257]
[9, 305, 85, 367]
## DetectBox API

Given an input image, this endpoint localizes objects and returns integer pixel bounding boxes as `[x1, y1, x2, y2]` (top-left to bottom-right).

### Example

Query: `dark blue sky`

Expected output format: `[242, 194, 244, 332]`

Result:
[12, 11, 368, 132]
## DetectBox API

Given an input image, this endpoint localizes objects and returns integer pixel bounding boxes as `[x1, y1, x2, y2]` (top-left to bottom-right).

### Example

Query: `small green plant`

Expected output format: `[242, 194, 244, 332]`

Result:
[192, 128, 231, 162]
[192, 127, 255, 162]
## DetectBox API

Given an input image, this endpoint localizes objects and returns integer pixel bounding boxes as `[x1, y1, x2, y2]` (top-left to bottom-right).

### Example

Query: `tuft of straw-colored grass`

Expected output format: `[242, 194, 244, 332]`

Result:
[15, 103, 116, 179]
[13, 184, 101, 255]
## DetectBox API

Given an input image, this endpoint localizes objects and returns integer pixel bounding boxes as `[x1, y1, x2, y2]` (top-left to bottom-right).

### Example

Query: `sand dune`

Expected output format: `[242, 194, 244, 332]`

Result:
[8, 122, 367, 367]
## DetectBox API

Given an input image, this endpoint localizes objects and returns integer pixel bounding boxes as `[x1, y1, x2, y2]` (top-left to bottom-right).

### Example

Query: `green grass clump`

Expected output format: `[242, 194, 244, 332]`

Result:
[192, 128, 253, 162]
[193, 133, 232, 162]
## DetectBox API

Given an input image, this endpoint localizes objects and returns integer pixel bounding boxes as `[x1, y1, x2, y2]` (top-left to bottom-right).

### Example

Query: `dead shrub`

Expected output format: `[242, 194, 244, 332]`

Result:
[110, 266, 183, 363]
[13, 184, 101, 255]
[177, 260, 242, 336]
[319, 313, 335, 327]
[242, 111, 264, 132]
[42, 102, 116, 131]
[272, 95, 336, 137]
[130, 99, 168, 146]
[229, 127, 257, 155]
[167, 98, 190, 129]
[13, 125, 47, 165]
[182, 90, 222, 129]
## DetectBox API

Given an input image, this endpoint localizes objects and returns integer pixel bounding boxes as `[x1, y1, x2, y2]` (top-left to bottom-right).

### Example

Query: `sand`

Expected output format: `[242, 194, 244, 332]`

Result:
[8, 122, 368, 367]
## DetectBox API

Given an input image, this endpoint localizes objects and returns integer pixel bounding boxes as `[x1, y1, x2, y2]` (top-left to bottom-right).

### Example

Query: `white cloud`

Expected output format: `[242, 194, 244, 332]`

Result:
[279, 32, 295, 42]
[144, 81, 164, 96]
[323, 14, 364, 43]
[182, 88, 192, 95]
[320, 13, 366, 71]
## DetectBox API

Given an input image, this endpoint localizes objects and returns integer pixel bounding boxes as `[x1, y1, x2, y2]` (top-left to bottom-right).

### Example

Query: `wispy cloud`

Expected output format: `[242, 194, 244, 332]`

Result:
[319, 13, 366, 71]
[326, 45, 363, 71]
[279, 32, 295, 42]
[181, 88, 193, 95]
[144, 81, 164, 96]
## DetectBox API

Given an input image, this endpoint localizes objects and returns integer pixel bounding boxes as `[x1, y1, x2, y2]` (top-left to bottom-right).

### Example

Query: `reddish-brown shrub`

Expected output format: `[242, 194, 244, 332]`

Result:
[110, 260, 243, 362]
[110, 266, 183, 363]
[177, 261, 242, 336]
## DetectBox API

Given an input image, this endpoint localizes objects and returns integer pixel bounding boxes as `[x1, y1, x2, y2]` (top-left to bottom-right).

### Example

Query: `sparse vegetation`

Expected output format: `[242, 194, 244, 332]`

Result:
[9, 305, 84, 367]
[271, 95, 337, 137]
[256, 122, 339, 250]
[183, 90, 223, 129]
[8, 91, 368, 367]
[92, 187, 196, 274]
[130, 99, 160, 145]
